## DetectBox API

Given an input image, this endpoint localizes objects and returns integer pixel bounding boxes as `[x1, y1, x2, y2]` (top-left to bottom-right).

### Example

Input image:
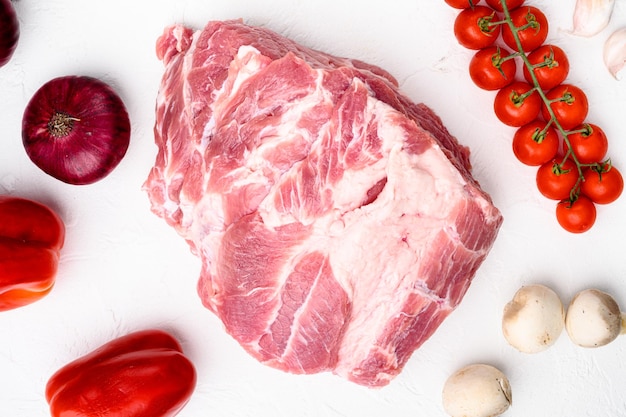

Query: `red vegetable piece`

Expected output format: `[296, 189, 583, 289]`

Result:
[469, 46, 517, 90]
[512, 120, 559, 166]
[493, 81, 541, 127]
[445, 0, 480, 9]
[454, 6, 501, 50]
[581, 164, 623, 204]
[0, 196, 65, 311]
[501, 6, 549, 52]
[556, 195, 596, 234]
[564, 123, 608, 164]
[485, 0, 524, 12]
[0, 0, 19, 67]
[523, 45, 570, 91]
[46, 329, 197, 417]
[22, 76, 131, 185]
[536, 158, 579, 200]
[541, 84, 589, 131]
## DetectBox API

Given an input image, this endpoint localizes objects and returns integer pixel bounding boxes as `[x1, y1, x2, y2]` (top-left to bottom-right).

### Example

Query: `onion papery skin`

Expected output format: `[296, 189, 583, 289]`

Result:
[22, 76, 131, 185]
[0, 0, 19, 67]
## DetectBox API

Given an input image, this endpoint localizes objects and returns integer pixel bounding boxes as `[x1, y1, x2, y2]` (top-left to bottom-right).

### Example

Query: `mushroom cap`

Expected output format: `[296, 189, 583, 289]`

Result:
[502, 284, 565, 353]
[565, 288, 622, 348]
[442, 363, 512, 417]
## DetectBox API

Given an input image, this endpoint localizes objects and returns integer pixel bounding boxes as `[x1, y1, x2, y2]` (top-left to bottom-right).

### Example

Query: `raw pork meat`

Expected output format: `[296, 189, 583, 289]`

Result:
[144, 20, 503, 387]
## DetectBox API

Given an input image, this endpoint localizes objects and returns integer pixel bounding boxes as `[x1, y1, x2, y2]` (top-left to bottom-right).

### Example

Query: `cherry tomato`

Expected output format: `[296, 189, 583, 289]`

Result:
[485, 0, 524, 12]
[556, 195, 596, 233]
[541, 84, 589, 131]
[536, 158, 579, 200]
[512, 120, 559, 166]
[454, 6, 501, 50]
[494, 81, 541, 127]
[502, 6, 549, 52]
[469, 46, 517, 90]
[523, 45, 570, 90]
[445, 0, 480, 8]
[581, 164, 623, 204]
[563, 123, 608, 164]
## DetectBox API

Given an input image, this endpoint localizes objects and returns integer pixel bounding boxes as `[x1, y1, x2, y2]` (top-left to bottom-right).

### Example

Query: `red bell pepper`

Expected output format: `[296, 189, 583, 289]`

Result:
[0, 196, 65, 311]
[46, 329, 197, 417]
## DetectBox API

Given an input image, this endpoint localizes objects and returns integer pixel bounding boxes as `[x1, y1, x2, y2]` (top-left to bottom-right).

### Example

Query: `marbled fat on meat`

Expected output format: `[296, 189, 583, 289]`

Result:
[144, 20, 503, 387]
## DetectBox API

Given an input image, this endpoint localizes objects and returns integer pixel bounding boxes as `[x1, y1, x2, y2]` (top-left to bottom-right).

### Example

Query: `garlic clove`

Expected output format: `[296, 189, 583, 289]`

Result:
[604, 27, 626, 80]
[570, 0, 615, 37]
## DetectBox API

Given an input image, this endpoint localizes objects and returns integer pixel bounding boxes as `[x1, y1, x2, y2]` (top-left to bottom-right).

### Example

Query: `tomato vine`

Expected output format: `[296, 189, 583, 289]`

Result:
[449, 0, 623, 233]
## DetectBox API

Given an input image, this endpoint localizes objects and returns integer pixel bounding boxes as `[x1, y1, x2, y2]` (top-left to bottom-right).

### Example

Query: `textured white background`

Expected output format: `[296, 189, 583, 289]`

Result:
[1, 0, 626, 416]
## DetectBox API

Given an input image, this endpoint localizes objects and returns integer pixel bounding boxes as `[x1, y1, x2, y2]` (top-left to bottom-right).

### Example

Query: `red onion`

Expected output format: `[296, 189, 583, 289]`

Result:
[0, 0, 19, 67]
[22, 76, 131, 185]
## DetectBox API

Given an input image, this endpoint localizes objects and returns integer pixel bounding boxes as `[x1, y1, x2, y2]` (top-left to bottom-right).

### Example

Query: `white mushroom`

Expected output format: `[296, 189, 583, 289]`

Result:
[565, 288, 626, 347]
[442, 363, 512, 417]
[502, 284, 565, 353]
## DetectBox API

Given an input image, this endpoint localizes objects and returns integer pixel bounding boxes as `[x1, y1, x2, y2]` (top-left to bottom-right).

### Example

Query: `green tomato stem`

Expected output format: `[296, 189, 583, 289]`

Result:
[532, 47, 558, 70]
[567, 123, 591, 136]
[533, 120, 554, 143]
[531, 127, 545, 144]
[480, 13, 501, 34]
